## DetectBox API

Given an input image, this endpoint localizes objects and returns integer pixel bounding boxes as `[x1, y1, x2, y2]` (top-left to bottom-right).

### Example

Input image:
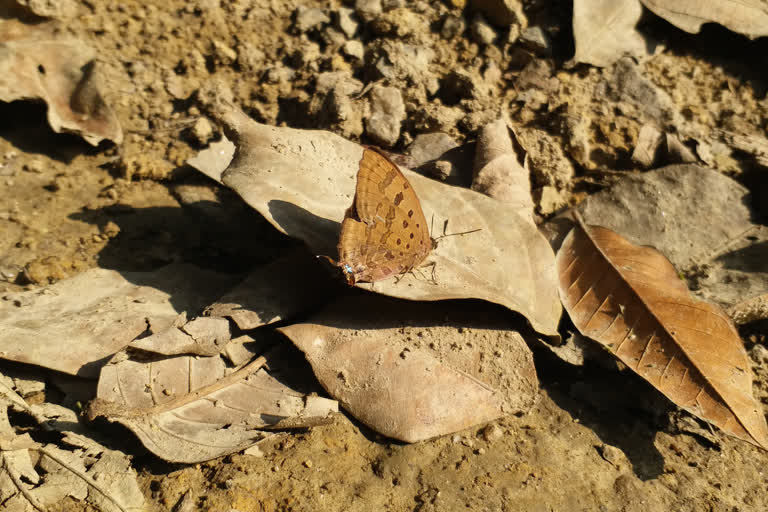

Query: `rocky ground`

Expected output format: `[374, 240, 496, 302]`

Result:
[1, 0, 768, 510]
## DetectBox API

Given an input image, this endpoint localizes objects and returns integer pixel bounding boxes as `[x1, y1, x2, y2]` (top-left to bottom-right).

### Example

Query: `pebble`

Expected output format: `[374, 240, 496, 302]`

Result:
[191, 117, 214, 145]
[365, 85, 405, 147]
[337, 7, 359, 38]
[481, 424, 503, 442]
[441, 14, 465, 39]
[519, 26, 552, 55]
[407, 132, 458, 167]
[23, 160, 44, 173]
[472, 0, 526, 27]
[294, 6, 329, 32]
[355, 0, 382, 21]
[342, 40, 365, 62]
[471, 15, 497, 45]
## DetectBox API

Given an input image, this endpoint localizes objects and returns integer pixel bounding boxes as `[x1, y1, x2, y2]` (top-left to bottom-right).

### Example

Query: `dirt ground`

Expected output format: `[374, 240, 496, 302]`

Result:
[2, 0, 768, 511]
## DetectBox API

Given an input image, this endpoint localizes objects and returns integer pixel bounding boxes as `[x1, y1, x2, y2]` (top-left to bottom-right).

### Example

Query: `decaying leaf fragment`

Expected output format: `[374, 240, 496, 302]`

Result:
[210, 102, 562, 337]
[0, 19, 122, 145]
[0, 373, 144, 511]
[557, 219, 768, 449]
[89, 342, 338, 463]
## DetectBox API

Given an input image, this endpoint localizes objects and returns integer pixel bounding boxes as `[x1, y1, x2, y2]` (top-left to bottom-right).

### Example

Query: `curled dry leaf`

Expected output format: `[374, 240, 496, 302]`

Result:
[471, 118, 535, 219]
[89, 343, 338, 463]
[0, 19, 122, 145]
[279, 295, 539, 443]
[0, 264, 237, 377]
[211, 103, 561, 337]
[557, 219, 768, 449]
[640, 0, 768, 39]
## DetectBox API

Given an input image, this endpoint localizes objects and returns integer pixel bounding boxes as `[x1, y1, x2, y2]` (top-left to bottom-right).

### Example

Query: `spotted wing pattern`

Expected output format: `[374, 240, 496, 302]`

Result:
[337, 148, 432, 284]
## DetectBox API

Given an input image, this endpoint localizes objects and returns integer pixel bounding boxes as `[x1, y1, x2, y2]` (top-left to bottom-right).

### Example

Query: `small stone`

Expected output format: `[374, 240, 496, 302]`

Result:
[265, 66, 296, 84]
[481, 424, 503, 442]
[441, 14, 466, 39]
[519, 26, 552, 55]
[243, 445, 264, 458]
[290, 42, 321, 69]
[294, 7, 329, 33]
[597, 444, 625, 467]
[355, 0, 382, 22]
[407, 132, 458, 167]
[191, 117, 214, 145]
[471, 0, 526, 27]
[342, 40, 365, 61]
[451, 434, 462, 444]
[303, 460, 313, 468]
[365, 85, 405, 147]
[537, 186, 567, 215]
[750, 344, 768, 364]
[424, 160, 453, 181]
[337, 7, 359, 38]
[471, 15, 497, 45]
[211, 40, 237, 66]
[23, 160, 44, 173]
[632, 124, 663, 167]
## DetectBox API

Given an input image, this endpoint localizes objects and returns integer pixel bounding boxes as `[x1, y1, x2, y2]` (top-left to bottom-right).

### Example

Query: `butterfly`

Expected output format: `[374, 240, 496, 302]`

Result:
[333, 147, 433, 285]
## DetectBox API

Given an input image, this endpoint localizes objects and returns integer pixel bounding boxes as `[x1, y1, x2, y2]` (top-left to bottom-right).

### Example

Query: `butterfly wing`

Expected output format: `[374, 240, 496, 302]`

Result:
[338, 148, 431, 284]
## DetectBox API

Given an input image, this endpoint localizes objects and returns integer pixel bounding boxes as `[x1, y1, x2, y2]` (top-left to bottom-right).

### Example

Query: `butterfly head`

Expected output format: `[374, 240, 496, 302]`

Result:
[336, 262, 355, 285]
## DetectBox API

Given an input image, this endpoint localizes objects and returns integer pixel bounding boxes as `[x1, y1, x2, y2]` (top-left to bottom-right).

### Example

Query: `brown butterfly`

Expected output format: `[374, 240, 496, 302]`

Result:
[333, 147, 433, 285]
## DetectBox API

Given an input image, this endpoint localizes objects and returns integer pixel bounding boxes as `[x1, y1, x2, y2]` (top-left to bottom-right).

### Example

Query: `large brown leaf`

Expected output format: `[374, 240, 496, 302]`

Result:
[557, 218, 768, 450]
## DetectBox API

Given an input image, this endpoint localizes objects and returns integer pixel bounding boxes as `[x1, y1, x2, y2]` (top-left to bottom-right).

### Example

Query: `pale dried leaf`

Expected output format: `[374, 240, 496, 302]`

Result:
[641, 0, 768, 38]
[572, 0, 652, 67]
[471, 119, 535, 219]
[204, 250, 337, 330]
[0, 19, 122, 145]
[211, 103, 561, 336]
[90, 345, 338, 463]
[279, 295, 538, 442]
[550, 165, 768, 308]
[0, 264, 237, 377]
[131, 317, 231, 357]
[557, 220, 768, 449]
[187, 136, 236, 183]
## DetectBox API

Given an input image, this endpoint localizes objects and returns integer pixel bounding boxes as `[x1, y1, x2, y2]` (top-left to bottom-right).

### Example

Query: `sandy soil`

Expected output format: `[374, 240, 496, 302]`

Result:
[1, 0, 767, 511]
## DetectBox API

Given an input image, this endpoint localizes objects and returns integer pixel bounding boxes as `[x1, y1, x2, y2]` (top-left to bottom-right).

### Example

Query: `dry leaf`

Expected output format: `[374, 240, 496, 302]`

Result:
[187, 136, 236, 183]
[89, 343, 338, 463]
[0, 19, 122, 145]
[210, 102, 562, 337]
[204, 250, 338, 330]
[471, 118, 535, 219]
[0, 264, 237, 377]
[557, 219, 768, 449]
[640, 0, 768, 39]
[0, 373, 144, 511]
[572, 0, 652, 67]
[279, 295, 539, 443]
[569, 164, 768, 308]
